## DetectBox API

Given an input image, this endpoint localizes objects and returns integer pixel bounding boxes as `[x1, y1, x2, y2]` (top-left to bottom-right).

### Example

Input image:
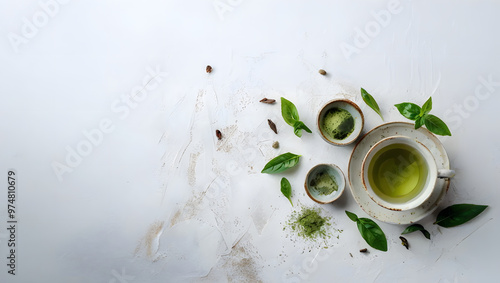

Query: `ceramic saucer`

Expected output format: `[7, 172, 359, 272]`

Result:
[348, 122, 450, 224]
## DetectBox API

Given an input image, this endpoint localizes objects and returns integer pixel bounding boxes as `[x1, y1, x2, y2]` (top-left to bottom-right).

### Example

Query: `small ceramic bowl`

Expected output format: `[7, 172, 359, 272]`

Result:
[305, 164, 345, 204]
[317, 99, 364, 146]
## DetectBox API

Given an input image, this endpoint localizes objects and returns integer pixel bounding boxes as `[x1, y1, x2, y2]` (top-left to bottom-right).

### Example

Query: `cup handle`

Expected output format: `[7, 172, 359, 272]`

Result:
[438, 169, 455, 179]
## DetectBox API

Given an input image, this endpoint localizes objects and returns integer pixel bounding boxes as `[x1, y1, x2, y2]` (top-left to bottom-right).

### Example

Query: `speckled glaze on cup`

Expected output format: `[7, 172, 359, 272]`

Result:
[317, 99, 364, 146]
[305, 164, 345, 204]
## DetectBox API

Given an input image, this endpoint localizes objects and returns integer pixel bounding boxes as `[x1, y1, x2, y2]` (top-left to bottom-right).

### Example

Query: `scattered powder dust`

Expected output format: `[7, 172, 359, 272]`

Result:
[200, 235, 263, 283]
[195, 90, 205, 112]
[169, 192, 208, 227]
[226, 88, 252, 117]
[134, 221, 165, 261]
[188, 152, 200, 186]
[216, 125, 238, 152]
[169, 209, 182, 227]
[227, 251, 261, 283]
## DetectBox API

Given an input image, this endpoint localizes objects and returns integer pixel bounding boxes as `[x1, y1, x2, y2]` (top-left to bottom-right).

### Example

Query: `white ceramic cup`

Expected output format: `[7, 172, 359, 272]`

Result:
[361, 136, 455, 211]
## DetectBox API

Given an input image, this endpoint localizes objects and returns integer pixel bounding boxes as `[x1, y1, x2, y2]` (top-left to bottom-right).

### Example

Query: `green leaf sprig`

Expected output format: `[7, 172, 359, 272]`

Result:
[280, 177, 293, 206]
[402, 224, 431, 239]
[361, 88, 384, 121]
[281, 97, 312, 137]
[346, 211, 387, 252]
[395, 97, 451, 136]
[261, 152, 301, 174]
[434, 204, 488, 227]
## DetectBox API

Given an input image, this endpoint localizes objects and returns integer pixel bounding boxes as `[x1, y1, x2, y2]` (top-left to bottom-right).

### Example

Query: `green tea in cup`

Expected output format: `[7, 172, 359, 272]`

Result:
[361, 136, 455, 211]
[367, 143, 428, 203]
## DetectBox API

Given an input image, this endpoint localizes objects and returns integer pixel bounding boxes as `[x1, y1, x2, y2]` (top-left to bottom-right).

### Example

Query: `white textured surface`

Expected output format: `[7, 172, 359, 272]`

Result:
[1, 1, 499, 282]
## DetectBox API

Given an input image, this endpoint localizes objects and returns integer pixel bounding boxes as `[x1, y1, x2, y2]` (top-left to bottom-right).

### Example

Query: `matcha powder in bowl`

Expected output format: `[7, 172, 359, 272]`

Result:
[321, 107, 355, 140]
[317, 99, 364, 146]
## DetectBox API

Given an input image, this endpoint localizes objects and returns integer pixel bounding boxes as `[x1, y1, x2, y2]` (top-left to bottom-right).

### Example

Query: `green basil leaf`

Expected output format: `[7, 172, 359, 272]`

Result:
[294, 128, 302, 137]
[345, 210, 359, 222]
[424, 114, 451, 136]
[435, 204, 488, 228]
[394, 103, 422, 120]
[297, 121, 312, 133]
[401, 224, 431, 239]
[261, 152, 301, 174]
[361, 88, 384, 121]
[421, 97, 432, 116]
[357, 218, 388, 252]
[280, 177, 293, 206]
[345, 211, 387, 252]
[281, 97, 300, 126]
[293, 121, 312, 137]
[415, 115, 425, 129]
[293, 121, 303, 137]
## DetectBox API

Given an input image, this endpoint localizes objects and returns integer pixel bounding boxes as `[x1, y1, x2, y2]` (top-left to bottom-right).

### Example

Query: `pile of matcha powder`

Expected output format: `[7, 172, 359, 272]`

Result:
[286, 207, 332, 240]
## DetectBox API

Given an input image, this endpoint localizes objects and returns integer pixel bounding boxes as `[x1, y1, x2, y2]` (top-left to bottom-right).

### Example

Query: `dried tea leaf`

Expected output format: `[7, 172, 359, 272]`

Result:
[260, 98, 276, 104]
[206, 65, 212, 73]
[399, 236, 409, 249]
[359, 248, 368, 253]
[215, 129, 222, 140]
[268, 119, 278, 134]
[318, 69, 327, 75]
